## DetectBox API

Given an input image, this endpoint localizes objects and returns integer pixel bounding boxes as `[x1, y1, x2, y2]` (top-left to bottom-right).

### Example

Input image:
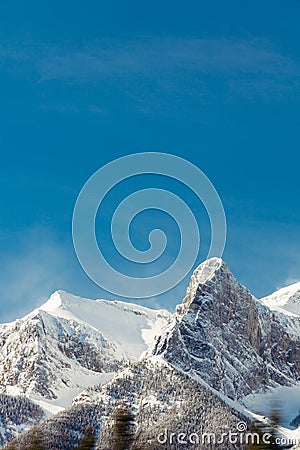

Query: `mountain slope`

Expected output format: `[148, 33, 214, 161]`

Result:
[4, 359, 248, 450]
[0, 291, 170, 408]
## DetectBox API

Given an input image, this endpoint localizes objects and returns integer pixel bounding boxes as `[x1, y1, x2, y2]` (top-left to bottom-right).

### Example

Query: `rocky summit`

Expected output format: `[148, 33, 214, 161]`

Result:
[152, 257, 300, 399]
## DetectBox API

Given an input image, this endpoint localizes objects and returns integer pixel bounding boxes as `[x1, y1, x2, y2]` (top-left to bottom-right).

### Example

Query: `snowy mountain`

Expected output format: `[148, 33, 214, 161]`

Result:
[0, 290, 170, 412]
[151, 258, 300, 399]
[1, 258, 300, 449]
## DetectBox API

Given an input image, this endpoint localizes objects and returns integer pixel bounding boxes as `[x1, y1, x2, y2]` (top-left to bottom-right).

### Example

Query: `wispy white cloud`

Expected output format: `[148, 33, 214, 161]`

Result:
[0, 227, 73, 322]
[1, 36, 300, 102]
[283, 277, 300, 287]
[34, 38, 297, 81]
[0, 224, 186, 321]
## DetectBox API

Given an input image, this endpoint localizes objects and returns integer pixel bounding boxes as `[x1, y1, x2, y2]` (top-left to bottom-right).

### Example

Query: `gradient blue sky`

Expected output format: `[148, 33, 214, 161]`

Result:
[0, 0, 300, 321]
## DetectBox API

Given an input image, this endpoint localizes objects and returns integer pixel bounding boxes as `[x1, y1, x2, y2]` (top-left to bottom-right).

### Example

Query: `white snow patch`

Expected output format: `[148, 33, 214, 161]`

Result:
[259, 282, 300, 317]
[38, 290, 170, 361]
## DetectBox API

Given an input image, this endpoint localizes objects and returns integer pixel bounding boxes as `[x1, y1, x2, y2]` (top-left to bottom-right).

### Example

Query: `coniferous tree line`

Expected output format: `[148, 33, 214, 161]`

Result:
[3, 360, 294, 450]
[0, 394, 44, 447]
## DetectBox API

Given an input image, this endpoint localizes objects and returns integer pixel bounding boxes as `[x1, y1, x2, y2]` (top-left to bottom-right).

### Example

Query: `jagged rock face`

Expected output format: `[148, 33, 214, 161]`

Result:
[152, 258, 300, 400]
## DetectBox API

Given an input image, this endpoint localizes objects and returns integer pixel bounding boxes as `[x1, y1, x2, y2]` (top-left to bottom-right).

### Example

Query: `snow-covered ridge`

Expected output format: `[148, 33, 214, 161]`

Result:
[259, 282, 300, 317]
[0, 290, 170, 413]
[38, 290, 170, 357]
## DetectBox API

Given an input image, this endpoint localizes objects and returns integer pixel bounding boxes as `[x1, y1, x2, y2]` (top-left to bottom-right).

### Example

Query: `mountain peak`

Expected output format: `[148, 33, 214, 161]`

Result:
[191, 257, 226, 284]
[180, 257, 230, 313]
[40, 290, 76, 313]
[0, 290, 170, 406]
[152, 259, 300, 401]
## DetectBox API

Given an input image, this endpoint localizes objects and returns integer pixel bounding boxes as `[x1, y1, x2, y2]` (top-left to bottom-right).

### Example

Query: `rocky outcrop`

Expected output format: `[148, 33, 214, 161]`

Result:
[152, 258, 300, 400]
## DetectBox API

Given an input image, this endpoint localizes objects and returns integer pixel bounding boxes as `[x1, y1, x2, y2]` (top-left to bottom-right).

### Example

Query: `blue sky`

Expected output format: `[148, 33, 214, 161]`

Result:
[0, 1, 300, 321]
